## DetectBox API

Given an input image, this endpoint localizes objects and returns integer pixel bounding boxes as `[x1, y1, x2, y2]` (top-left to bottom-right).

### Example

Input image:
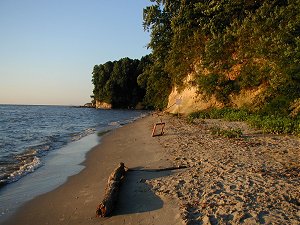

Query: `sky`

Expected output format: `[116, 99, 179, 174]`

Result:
[0, 0, 152, 105]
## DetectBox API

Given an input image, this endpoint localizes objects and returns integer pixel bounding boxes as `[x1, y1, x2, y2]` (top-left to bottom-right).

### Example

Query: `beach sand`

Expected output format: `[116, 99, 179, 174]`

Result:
[4, 115, 183, 225]
[149, 115, 300, 224]
[4, 114, 300, 225]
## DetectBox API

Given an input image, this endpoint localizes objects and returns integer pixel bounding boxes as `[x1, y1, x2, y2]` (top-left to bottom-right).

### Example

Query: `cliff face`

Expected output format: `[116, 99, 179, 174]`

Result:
[95, 100, 112, 109]
[166, 75, 264, 115]
[166, 86, 219, 114]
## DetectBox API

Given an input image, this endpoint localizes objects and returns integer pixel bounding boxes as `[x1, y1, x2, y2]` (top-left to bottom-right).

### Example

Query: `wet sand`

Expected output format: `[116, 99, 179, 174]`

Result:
[4, 115, 182, 225]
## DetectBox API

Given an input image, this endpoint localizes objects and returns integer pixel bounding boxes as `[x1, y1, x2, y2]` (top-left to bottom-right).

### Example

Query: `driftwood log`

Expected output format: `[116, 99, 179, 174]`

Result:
[96, 162, 126, 217]
[96, 163, 187, 217]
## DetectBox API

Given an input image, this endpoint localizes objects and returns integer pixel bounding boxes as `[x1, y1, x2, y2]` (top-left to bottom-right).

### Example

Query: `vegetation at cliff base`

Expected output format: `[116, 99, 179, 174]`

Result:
[210, 126, 243, 138]
[188, 108, 300, 136]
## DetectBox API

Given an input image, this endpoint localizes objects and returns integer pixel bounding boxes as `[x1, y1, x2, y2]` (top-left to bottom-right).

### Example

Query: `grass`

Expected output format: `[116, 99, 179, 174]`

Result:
[188, 108, 249, 121]
[210, 126, 243, 138]
[188, 107, 300, 136]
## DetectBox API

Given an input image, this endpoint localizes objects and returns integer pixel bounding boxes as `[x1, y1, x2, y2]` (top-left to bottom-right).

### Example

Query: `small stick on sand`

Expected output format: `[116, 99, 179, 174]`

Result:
[96, 162, 126, 217]
[127, 165, 188, 172]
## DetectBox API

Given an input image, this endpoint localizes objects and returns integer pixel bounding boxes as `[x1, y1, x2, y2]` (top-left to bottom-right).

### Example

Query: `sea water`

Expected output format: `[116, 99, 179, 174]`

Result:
[0, 105, 147, 222]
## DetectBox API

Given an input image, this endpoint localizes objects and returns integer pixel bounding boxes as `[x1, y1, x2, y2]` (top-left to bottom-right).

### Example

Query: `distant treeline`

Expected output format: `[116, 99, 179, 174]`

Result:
[91, 56, 150, 108]
[92, 0, 300, 116]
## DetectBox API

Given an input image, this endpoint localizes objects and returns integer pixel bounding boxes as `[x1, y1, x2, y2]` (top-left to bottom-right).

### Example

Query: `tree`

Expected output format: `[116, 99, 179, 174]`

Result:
[142, 0, 300, 114]
[92, 57, 147, 108]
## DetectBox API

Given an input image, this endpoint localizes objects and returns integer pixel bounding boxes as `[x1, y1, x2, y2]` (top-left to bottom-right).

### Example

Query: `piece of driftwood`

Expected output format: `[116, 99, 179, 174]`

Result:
[96, 164, 186, 217]
[96, 162, 126, 217]
[127, 165, 188, 172]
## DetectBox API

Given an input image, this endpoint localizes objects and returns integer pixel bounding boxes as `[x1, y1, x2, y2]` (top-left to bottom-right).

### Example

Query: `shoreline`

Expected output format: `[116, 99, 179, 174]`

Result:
[3, 115, 182, 225]
[3, 113, 299, 224]
[0, 132, 100, 223]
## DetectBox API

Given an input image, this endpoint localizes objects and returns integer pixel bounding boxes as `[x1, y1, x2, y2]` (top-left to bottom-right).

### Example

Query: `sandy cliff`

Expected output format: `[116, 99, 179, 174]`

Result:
[166, 74, 264, 115]
[95, 100, 112, 109]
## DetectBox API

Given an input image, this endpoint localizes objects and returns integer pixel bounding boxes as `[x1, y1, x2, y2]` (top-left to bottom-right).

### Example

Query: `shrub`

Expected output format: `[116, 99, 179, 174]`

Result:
[210, 126, 243, 138]
[247, 115, 297, 134]
[197, 73, 240, 104]
[188, 108, 300, 136]
[223, 109, 249, 121]
[188, 110, 211, 120]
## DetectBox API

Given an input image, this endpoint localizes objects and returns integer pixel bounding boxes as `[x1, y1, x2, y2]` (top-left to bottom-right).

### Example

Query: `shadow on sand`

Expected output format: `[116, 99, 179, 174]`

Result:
[111, 167, 171, 216]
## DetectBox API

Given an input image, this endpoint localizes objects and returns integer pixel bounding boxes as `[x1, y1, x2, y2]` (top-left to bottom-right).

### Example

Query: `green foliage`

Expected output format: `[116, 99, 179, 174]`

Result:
[93, 1, 300, 112]
[188, 107, 249, 121]
[207, 108, 233, 119]
[143, 0, 300, 113]
[258, 95, 292, 116]
[197, 73, 219, 98]
[92, 57, 147, 108]
[188, 107, 300, 136]
[188, 111, 210, 121]
[142, 2, 175, 109]
[247, 115, 299, 135]
[197, 73, 240, 104]
[237, 62, 269, 89]
[137, 56, 172, 109]
[210, 126, 243, 138]
[232, 0, 300, 109]
[223, 109, 250, 122]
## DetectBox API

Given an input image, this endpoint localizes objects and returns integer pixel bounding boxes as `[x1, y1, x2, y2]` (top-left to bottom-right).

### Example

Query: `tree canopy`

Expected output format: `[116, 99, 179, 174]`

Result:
[92, 57, 149, 108]
[91, 0, 300, 115]
[141, 0, 300, 114]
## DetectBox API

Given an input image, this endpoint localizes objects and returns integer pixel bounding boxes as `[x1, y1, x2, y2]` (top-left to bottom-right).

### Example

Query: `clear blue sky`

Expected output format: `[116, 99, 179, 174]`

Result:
[0, 0, 151, 105]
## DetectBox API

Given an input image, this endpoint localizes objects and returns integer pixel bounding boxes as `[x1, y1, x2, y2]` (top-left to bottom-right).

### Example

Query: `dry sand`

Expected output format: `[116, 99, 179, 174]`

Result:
[3, 114, 300, 225]
[4, 115, 182, 225]
[148, 115, 300, 225]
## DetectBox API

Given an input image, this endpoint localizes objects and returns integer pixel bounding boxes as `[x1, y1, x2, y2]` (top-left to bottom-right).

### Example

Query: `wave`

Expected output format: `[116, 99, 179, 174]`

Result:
[7, 156, 41, 183]
[0, 107, 149, 188]
[0, 152, 41, 187]
[0, 128, 98, 187]
[71, 128, 96, 141]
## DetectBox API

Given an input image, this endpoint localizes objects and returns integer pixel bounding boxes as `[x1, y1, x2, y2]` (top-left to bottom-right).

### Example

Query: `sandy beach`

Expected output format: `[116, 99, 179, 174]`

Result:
[149, 115, 300, 225]
[3, 114, 300, 225]
[4, 115, 182, 225]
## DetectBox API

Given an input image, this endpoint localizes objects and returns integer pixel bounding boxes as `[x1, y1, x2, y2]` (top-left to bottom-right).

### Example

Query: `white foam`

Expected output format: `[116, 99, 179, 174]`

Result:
[71, 128, 96, 141]
[7, 156, 41, 183]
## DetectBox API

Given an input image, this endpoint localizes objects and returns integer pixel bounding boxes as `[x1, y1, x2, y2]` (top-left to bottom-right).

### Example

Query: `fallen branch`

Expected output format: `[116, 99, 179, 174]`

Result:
[96, 164, 187, 217]
[127, 165, 188, 172]
[96, 162, 126, 217]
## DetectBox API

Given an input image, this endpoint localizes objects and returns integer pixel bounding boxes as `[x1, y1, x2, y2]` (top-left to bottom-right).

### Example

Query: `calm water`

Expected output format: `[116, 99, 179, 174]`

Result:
[0, 105, 146, 187]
